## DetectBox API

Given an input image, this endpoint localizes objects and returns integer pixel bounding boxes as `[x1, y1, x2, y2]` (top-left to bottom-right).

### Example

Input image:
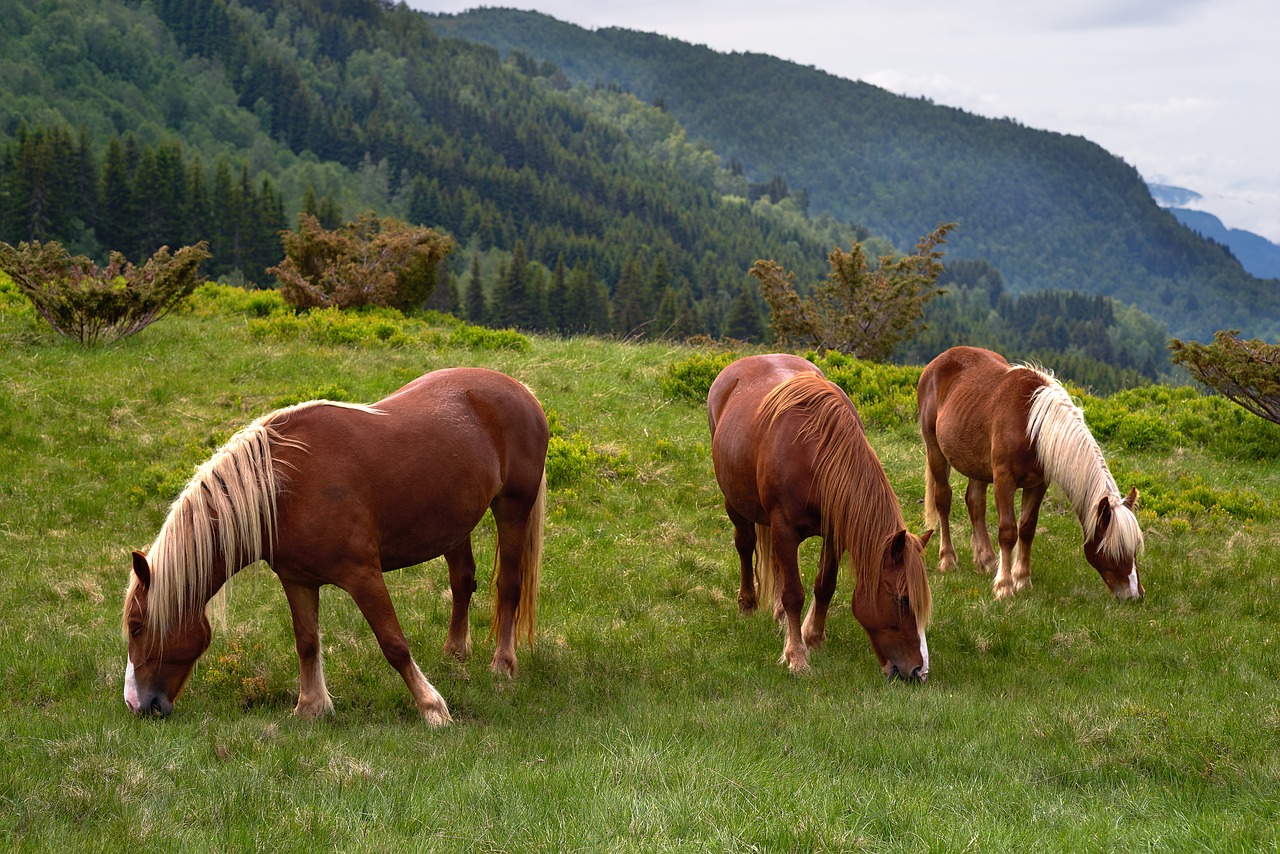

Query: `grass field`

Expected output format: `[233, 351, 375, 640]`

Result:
[1, 285, 1278, 851]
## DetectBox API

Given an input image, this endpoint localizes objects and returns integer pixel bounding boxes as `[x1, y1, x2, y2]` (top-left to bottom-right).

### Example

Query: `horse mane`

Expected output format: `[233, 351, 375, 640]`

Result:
[1019, 367, 1143, 561]
[756, 373, 932, 628]
[127, 400, 382, 636]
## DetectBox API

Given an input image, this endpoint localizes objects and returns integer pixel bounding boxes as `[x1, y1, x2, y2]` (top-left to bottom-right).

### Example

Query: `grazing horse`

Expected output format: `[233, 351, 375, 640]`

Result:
[918, 346, 1143, 600]
[122, 368, 549, 725]
[708, 354, 934, 680]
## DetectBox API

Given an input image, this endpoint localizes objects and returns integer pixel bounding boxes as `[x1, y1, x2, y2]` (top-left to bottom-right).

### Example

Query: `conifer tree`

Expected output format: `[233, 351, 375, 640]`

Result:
[723, 281, 766, 342]
[547, 253, 569, 333]
[465, 253, 488, 323]
[611, 256, 648, 337]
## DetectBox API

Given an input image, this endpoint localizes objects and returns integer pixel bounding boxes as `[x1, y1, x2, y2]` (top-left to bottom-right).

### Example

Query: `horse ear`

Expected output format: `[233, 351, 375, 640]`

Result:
[131, 550, 152, 589]
[1095, 495, 1112, 534]
[1124, 487, 1139, 510]
[918, 528, 934, 549]
[889, 529, 909, 563]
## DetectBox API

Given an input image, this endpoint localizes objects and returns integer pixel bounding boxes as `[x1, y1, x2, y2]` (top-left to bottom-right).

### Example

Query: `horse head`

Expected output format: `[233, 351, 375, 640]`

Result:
[855, 528, 934, 683]
[122, 550, 211, 717]
[1083, 488, 1144, 601]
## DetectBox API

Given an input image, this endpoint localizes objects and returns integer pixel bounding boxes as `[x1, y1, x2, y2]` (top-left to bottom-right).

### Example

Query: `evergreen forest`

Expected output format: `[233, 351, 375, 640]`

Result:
[2, 0, 1271, 390]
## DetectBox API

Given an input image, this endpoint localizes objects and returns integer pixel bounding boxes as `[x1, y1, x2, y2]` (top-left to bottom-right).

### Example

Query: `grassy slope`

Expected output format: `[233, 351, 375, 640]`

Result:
[0, 293, 1277, 851]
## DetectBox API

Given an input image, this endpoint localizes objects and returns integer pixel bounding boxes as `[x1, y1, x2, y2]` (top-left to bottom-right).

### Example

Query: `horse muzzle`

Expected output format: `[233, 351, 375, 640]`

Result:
[886, 663, 927, 683]
[126, 693, 174, 717]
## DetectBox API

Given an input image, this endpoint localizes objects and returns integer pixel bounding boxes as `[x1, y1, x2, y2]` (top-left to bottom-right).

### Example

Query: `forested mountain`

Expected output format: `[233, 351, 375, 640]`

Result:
[0, 0, 841, 334]
[1168, 210, 1280, 281]
[429, 8, 1280, 343]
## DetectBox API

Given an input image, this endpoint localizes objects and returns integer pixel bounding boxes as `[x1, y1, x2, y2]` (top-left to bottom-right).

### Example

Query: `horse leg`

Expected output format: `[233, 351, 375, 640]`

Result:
[924, 444, 958, 572]
[489, 499, 535, 678]
[1012, 484, 1046, 592]
[802, 537, 840, 650]
[770, 523, 810, 674]
[341, 568, 451, 726]
[965, 478, 998, 573]
[991, 478, 1019, 599]
[727, 503, 758, 614]
[280, 579, 333, 718]
[442, 537, 477, 660]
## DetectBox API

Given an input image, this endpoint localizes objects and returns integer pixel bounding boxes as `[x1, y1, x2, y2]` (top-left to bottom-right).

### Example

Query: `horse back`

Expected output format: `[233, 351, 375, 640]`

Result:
[709, 354, 832, 531]
[919, 346, 1045, 483]
[268, 369, 548, 574]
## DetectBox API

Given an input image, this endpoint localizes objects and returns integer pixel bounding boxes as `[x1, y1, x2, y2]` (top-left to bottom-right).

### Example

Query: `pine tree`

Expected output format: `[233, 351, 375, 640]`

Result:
[547, 253, 569, 333]
[611, 256, 648, 337]
[723, 281, 766, 342]
[465, 253, 488, 323]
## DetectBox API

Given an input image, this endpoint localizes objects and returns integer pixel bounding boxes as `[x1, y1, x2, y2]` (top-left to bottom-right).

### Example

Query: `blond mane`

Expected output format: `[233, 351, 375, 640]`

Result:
[755, 373, 932, 629]
[125, 400, 381, 636]
[1019, 367, 1143, 561]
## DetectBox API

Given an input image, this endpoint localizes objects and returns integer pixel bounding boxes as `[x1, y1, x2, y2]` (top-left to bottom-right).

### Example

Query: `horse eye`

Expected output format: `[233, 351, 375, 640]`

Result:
[896, 595, 910, 610]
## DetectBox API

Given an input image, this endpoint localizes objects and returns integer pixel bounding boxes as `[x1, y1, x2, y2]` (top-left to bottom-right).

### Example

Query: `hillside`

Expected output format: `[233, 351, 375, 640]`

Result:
[429, 8, 1280, 342]
[1168, 209, 1280, 280]
[0, 0, 836, 317]
[2, 280, 1280, 847]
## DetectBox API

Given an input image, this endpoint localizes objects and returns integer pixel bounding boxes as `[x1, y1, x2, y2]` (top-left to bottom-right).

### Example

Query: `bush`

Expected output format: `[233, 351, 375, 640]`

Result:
[660, 351, 739, 404]
[0, 240, 210, 344]
[447, 324, 531, 352]
[187, 282, 289, 318]
[1084, 385, 1280, 460]
[269, 212, 453, 312]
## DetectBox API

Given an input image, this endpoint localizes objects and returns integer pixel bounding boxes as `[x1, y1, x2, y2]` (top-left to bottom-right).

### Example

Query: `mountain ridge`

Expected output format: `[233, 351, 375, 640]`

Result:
[429, 7, 1279, 342]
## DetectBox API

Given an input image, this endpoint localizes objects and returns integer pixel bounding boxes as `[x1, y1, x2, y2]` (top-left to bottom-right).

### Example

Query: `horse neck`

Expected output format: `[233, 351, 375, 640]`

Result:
[1026, 383, 1119, 537]
[145, 419, 282, 629]
[808, 407, 904, 584]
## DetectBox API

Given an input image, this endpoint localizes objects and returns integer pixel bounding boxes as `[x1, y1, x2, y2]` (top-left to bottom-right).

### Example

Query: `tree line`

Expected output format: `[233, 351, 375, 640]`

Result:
[0, 123, 284, 284]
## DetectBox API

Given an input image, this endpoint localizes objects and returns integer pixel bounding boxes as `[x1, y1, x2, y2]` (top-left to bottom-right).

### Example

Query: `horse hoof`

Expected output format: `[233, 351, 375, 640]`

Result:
[993, 582, 1014, 599]
[489, 653, 518, 679]
[737, 598, 757, 615]
[780, 648, 811, 674]
[443, 639, 472, 660]
[421, 704, 452, 727]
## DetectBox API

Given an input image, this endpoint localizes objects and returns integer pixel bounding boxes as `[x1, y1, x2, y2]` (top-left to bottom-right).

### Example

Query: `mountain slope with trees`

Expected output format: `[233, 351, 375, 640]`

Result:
[429, 8, 1279, 343]
[0, 0, 839, 328]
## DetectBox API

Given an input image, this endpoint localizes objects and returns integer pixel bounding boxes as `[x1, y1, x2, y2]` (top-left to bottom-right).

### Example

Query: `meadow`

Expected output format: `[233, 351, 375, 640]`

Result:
[1, 282, 1278, 851]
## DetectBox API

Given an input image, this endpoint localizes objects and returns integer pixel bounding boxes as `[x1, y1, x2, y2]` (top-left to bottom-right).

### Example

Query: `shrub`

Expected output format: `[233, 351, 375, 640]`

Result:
[447, 324, 531, 352]
[660, 351, 739, 404]
[248, 306, 420, 348]
[0, 240, 210, 344]
[752, 223, 953, 361]
[269, 212, 453, 312]
[188, 282, 288, 318]
[1169, 330, 1280, 425]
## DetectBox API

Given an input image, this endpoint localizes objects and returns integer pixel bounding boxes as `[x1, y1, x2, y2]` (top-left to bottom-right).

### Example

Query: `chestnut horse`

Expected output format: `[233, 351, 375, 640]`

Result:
[708, 354, 934, 680]
[918, 346, 1143, 600]
[122, 368, 548, 725]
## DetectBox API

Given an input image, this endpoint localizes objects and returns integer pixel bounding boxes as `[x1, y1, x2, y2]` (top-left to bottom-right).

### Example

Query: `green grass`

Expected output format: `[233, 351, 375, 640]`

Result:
[2, 287, 1278, 851]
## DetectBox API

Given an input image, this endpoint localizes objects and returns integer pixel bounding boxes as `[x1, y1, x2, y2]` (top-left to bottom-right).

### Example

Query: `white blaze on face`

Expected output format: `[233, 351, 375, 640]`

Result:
[1128, 562, 1140, 599]
[124, 658, 139, 712]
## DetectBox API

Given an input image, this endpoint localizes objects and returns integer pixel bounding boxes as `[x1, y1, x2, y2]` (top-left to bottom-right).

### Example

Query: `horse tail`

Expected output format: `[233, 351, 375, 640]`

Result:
[923, 461, 940, 531]
[754, 523, 775, 615]
[492, 468, 546, 649]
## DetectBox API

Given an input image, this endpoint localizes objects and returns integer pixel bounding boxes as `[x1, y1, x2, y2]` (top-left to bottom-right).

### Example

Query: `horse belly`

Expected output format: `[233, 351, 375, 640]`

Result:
[936, 411, 995, 483]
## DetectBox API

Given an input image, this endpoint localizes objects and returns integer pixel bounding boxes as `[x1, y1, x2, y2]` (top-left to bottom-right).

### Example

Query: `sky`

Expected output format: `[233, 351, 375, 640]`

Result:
[409, 0, 1280, 244]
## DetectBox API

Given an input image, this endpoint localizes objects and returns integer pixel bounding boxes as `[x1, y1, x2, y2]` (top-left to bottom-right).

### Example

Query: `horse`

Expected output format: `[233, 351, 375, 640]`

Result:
[707, 353, 934, 680]
[122, 367, 549, 725]
[917, 345, 1144, 600]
